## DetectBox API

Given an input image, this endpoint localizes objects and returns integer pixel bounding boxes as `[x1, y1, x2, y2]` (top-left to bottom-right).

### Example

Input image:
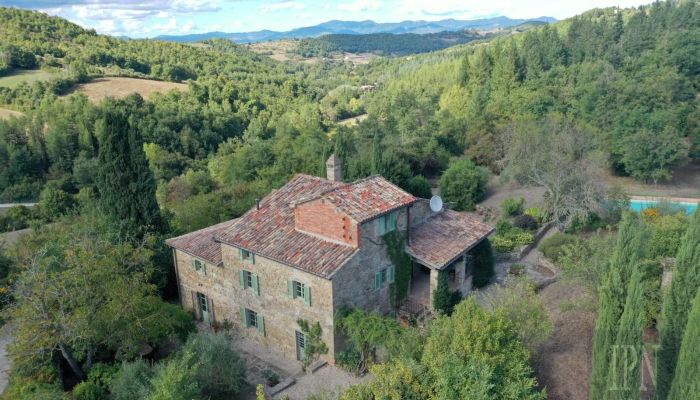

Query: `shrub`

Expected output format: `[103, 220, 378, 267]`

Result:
[644, 213, 688, 259]
[502, 197, 525, 216]
[525, 207, 545, 223]
[182, 332, 246, 399]
[433, 271, 460, 315]
[110, 359, 154, 400]
[72, 363, 118, 400]
[539, 233, 578, 262]
[404, 175, 432, 198]
[438, 159, 488, 211]
[513, 214, 538, 231]
[471, 239, 495, 288]
[492, 235, 515, 253]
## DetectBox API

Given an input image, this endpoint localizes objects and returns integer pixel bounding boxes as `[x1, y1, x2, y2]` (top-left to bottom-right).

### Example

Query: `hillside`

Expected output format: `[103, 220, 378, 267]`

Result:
[156, 16, 556, 43]
[296, 30, 487, 57]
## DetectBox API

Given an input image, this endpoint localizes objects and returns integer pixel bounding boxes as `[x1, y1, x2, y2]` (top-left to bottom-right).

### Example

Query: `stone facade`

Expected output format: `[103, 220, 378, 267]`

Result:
[169, 171, 493, 365]
[175, 246, 336, 363]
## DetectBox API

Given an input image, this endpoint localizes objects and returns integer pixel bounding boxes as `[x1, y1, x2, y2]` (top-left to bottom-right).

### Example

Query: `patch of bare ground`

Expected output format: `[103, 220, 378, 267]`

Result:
[603, 160, 700, 198]
[0, 108, 23, 120]
[68, 77, 188, 102]
[534, 280, 597, 400]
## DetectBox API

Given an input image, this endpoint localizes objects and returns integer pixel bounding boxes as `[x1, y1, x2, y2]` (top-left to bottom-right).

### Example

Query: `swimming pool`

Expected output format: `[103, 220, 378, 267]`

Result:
[629, 198, 698, 215]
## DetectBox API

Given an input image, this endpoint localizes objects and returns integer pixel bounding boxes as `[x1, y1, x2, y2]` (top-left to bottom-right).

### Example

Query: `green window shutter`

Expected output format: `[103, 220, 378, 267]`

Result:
[202, 263, 207, 276]
[190, 259, 196, 270]
[388, 266, 395, 284]
[238, 248, 244, 260]
[288, 280, 294, 299]
[375, 271, 382, 290]
[239, 270, 245, 289]
[304, 285, 312, 306]
[240, 307, 247, 327]
[390, 212, 397, 231]
[252, 274, 260, 296]
[257, 314, 265, 336]
[251, 253, 255, 264]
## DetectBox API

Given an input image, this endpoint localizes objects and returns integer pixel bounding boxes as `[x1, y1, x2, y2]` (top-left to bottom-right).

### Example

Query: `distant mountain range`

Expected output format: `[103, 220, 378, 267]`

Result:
[155, 16, 556, 43]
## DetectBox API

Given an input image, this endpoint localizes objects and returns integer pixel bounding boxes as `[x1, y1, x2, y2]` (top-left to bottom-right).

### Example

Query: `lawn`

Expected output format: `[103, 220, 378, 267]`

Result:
[0, 69, 56, 89]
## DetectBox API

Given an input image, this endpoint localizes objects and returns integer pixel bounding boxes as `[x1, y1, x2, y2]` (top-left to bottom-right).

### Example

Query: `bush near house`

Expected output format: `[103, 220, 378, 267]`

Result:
[491, 220, 534, 253]
[471, 238, 495, 288]
[501, 197, 525, 216]
[539, 232, 578, 262]
[438, 159, 488, 211]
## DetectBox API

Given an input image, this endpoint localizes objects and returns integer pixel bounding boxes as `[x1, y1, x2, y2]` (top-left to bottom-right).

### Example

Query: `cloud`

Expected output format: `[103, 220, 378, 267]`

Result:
[338, 0, 382, 13]
[258, 1, 304, 13]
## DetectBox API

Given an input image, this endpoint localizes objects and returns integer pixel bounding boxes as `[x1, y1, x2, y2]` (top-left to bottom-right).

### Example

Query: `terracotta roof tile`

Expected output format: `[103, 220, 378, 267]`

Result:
[215, 174, 360, 278]
[320, 176, 417, 222]
[165, 219, 237, 265]
[406, 209, 494, 269]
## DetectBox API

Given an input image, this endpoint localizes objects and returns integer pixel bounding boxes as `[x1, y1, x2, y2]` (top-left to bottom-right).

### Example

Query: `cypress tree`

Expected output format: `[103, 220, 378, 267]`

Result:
[590, 215, 641, 399]
[609, 213, 644, 290]
[96, 97, 163, 237]
[604, 265, 645, 400]
[590, 267, 625, 399]
[668, 289, 700, 399]
[657, 209, 700, 399]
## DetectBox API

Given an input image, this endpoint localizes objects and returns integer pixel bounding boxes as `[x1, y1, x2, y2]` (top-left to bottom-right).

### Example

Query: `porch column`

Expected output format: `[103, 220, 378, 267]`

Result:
[429, 268, 439, 311]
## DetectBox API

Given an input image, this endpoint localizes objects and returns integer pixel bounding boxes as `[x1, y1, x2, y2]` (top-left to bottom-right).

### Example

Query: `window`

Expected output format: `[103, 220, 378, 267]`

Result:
[295, 330, 307, 361]
[246, 309, 258, 328]
[239, 248, 255, 264]
[240, 307, 265, 336]
[288, 280, 312, 306]
[294, 281, 305, 298]
[376, 211, 398, 236]
[374, 266, 395, 290]
[191, 259, 206, 275]
[239, 270, 260, 296]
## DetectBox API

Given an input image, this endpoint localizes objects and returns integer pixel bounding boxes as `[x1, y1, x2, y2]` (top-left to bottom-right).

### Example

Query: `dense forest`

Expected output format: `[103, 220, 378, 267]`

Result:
[296, 30, 486, 57]
[0, 2, 699, 398]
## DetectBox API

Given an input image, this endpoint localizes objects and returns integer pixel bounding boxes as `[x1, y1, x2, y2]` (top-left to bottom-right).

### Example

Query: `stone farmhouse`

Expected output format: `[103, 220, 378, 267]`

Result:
[166, 155, 493, 363]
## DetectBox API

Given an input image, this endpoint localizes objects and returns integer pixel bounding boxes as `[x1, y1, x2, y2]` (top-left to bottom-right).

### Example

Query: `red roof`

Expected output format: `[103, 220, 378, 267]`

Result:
[406, 208, 494, 269]
[215, 174, 361, 278]
[318, 176, 417, 222]
[165, 219, 238, 265]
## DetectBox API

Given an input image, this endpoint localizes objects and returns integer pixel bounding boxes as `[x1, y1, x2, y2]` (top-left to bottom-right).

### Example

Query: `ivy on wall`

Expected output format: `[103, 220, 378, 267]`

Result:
[383, 231, 412, 308]
[297, 319, 328, 369]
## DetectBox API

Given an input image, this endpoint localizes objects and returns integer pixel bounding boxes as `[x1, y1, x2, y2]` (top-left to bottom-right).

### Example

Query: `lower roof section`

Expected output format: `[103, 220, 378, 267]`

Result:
[406, 209, 494, 270]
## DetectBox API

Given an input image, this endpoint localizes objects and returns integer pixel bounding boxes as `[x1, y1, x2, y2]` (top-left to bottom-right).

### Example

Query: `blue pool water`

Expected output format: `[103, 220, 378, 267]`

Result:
[630, 199, 698, 215]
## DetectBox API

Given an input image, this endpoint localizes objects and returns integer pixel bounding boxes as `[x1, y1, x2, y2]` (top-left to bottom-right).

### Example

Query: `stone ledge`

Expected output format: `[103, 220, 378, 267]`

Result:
[308, 360, 327, 373]
[268, 377, 296, 397]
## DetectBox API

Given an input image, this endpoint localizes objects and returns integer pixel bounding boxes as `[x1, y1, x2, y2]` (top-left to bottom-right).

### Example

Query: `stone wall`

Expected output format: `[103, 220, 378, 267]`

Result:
[175, 247, 337, 363]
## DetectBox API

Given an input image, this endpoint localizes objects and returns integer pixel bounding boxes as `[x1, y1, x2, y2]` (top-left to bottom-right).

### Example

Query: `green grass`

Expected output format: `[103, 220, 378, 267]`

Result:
[0, 69, 56, 89]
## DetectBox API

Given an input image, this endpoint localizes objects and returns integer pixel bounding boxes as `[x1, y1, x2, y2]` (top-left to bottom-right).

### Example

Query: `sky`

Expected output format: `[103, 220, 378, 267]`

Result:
[1, 0, 653, 38]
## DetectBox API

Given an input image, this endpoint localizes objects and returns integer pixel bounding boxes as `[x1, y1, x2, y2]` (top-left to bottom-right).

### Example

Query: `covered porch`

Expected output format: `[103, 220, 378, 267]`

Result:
[400, 208, 493, 320]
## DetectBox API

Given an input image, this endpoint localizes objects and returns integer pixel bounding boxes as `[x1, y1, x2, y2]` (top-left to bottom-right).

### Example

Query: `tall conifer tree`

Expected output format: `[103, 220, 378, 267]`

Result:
[605, 265, 644, 400]
[96, 96, 163, 237]
[590, 267, 625, 399]
[590, 214, 642, 399]
[657, 209, 700, 399]
[668, 289, 700, 399]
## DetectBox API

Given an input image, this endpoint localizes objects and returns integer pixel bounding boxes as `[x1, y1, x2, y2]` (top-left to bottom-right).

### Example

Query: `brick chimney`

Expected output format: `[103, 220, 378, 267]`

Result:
[326, 154, 342, 182]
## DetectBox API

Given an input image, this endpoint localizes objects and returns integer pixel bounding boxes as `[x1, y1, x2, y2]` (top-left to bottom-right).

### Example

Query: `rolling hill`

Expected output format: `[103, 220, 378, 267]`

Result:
[155, 16, 556, 43]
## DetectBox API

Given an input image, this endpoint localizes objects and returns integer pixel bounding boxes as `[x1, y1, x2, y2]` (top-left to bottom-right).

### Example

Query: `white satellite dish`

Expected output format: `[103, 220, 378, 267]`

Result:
[429, 195, 443, 212]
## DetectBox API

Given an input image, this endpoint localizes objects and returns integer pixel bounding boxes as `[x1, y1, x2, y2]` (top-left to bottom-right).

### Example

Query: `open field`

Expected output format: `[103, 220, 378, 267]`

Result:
[68, 77, 188, 102]
[0, 108, 23, 120]
[0, 69, 55, 89]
